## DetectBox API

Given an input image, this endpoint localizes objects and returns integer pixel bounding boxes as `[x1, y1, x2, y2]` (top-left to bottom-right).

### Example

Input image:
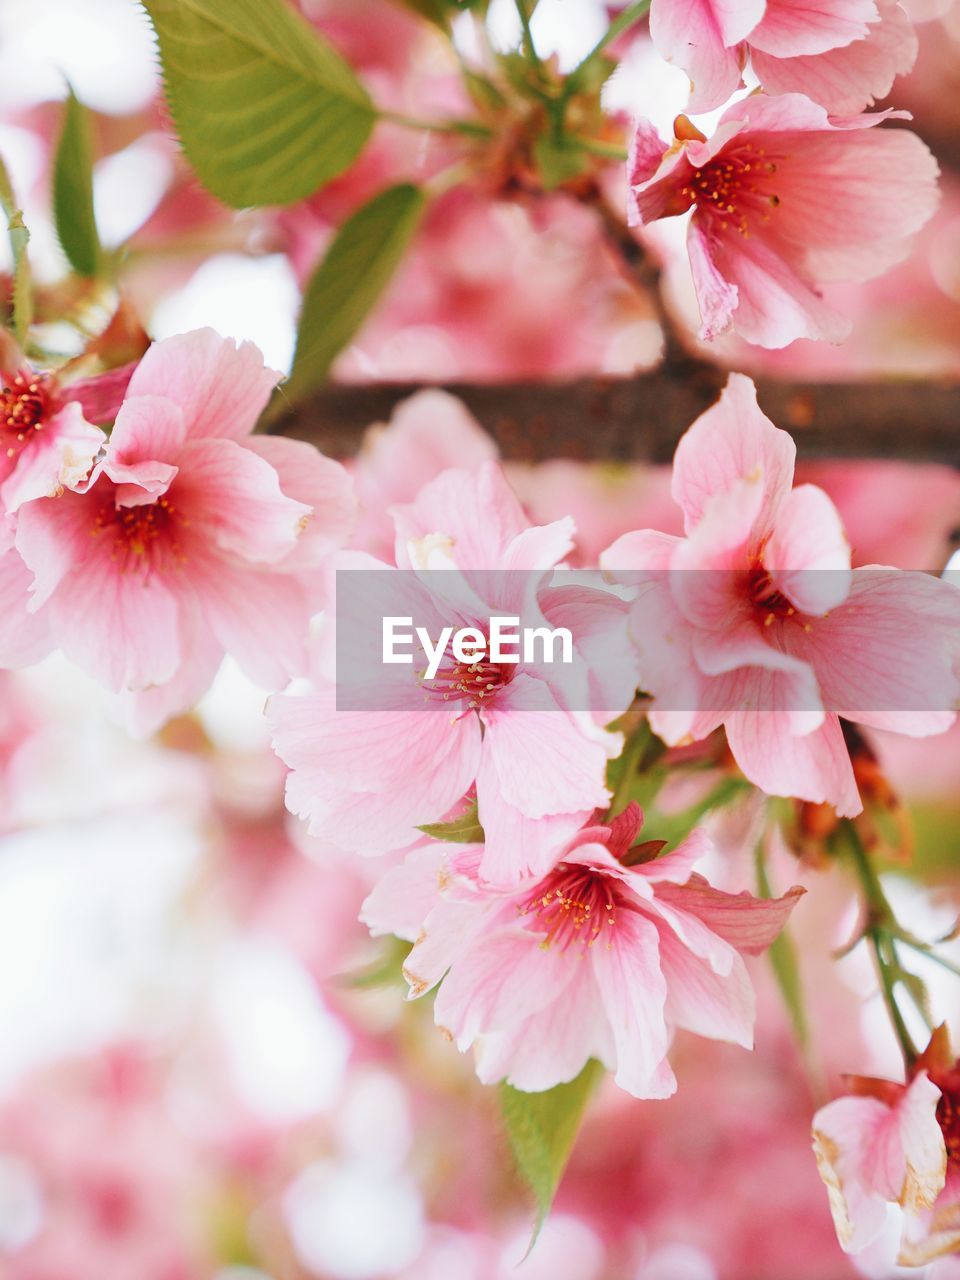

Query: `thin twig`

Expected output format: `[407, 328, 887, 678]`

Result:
[586, 190, 690, 369]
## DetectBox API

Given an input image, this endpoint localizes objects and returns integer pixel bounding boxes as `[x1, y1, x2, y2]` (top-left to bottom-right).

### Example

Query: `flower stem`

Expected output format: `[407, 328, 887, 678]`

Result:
[608, 726, 651, 816]
[844, 824, 919, 1067]
[380, 110, 493, 139]
[514, 0, 539, 62]
[892, 934, 960, 980]
[568, 135, 629, 162]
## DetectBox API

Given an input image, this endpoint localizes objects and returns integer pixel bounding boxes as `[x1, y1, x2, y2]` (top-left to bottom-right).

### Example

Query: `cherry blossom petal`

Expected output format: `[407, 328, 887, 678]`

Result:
[476, 749, 587, 884]
[172, 438, 311, 565]
[657, 925, 755, 1048]
[243, 435, 357, 567]
[687, 220, 740, 341]
[671, 374, 795, 535]
[749, 0, 877, 57]
[108, 394, 186, 470]
[392, 462, 529, 570]
[592, 910, 674, 1099]
[1, 402, 105, 512]
[480, 674, 613, 820]
[649, 0, 752, 112]
[434, 925, 578, 1050]
[763, 483, 852, 615]
[190, 559, 314, 687]
[475, 965, 614, 1090]
[360, 844, 449, 941]
[726, 707, 861, 814]
[654, 875, 805, 953]
[752, 1, 918, 113]
[787, 569, 960, 735]
[47, 547, 182, 691]
[124, 328, 281, 440]
[0, 537, 52, 667]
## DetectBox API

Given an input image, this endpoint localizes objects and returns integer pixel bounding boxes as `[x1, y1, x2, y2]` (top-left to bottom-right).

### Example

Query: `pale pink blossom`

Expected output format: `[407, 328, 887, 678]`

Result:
[813, 1030, 960, 1267]
[269, 462, 634, 884]
[351, 390, 497, 558]
[898, 1035, 960, 1266]
[650, 0, 917, 114]
[363, 802, 802, 1098]
[601, 374, 960, 816]
[13, 329, 356, 731]
[813, 1071, 947, 1256]
[628, 94, 940, 348]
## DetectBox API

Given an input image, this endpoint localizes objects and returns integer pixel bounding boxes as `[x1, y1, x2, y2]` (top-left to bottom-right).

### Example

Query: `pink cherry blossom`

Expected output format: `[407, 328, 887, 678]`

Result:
[628, 94, 940, 348]
[351, 389, 497, 559]
[601, 374, 960, 816]
[269, 461, 634, 884]
[812, 1069, 948, 1259]
[650, 0, 917, 114]
[12, 328, 356, 732]
[751, 0, 918, 115]
[362, 802, 802, 1098]
[0, 363, 107, 513]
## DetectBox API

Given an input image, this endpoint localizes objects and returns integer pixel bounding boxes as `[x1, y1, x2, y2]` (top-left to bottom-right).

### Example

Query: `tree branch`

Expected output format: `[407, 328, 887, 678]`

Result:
[269, 369, 960, 467]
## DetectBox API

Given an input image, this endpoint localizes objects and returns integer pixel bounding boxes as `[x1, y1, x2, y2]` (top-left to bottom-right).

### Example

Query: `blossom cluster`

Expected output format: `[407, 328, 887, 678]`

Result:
[633, 0, 940, 346]
[0, 0, 959, 1272]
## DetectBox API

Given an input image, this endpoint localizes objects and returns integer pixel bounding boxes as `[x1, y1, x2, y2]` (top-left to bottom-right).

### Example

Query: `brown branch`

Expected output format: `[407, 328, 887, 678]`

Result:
[269, 369, 960, 467]
[587, 190, 690, 369]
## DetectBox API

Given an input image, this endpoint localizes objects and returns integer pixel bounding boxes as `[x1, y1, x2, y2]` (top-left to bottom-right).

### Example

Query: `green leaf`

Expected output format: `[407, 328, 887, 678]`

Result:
[0, 156, 32, 343]
[284, 183, 425, 399]
[52, 89, 102, 277]
[141, 0, 376, 207]
[418, 800, 484, 844]
[500, 1060, 603, 1247]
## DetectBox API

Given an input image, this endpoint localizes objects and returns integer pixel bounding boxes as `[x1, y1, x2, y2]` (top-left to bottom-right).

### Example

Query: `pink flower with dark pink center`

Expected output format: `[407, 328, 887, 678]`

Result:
[0, 365, 108, 513]
[269, 462, 634, 884]
[12, 328, 356, 731]
[363, 802, 803, 1098]
[602, 374, 960, 816]
[628, 94, 940, 348]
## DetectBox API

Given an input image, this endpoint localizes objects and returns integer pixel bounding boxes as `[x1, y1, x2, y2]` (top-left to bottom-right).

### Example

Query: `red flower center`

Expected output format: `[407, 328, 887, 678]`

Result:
[681, 141, 782, 238]
[90, 493, 187, 575]
[1, 372, 49, 456]
[748, 561, 795, 626]
[420, 635, 516, 710]
[519, 864, 620, 951]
